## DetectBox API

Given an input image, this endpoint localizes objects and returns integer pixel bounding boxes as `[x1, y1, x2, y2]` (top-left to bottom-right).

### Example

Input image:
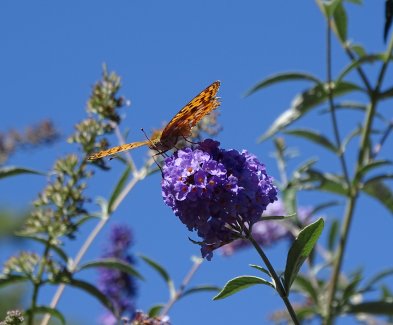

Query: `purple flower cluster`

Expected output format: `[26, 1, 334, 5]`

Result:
[161, 139, 278, 260]
[221, 199, 314, 255]
[98, 224, 137, 324]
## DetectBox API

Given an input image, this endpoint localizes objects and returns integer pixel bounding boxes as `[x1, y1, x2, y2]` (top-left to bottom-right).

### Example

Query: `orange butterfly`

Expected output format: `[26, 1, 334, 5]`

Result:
[87, 81, 221, 160]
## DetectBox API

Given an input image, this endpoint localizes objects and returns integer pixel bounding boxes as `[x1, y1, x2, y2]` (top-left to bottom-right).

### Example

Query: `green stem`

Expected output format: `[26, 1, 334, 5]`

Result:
[324, 20, 393, 325]
[160, 258, 204, 317]
[29, 244, 51, 325]
[247, 230, 300, 325]
[40, 163, 150, 325]
[325, 20, 350, 187]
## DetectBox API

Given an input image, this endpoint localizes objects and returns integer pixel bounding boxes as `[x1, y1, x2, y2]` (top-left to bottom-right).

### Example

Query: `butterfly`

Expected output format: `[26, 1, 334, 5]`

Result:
[87, 81, 221, 160]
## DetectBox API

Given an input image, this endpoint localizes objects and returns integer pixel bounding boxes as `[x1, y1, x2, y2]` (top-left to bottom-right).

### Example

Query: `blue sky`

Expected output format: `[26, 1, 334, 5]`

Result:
[1, 1, 392, 324]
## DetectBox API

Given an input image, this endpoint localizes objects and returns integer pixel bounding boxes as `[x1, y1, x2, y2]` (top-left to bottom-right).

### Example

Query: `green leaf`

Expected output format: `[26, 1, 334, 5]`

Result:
[78, 258, 144, 280]
[292, 275, 319, 304]
[139, 255, 175, 297]
[283, 218, 324, 293]
[258, 82, 364, 141]
[333, 3, 347, 42]
[336, 54, 387, 84]
[148, 304, 164, 317]
[349, 43, 366, 57]
[362, 268, 393, 292]
[282, 187, 297, 216]
[213, 276, 274, 300]
[302, 170, 349, 196]
[182, 285, 221, 298]
[345, 0, 362, 5]
[347, 300, 393, 315]
[380, 85, 393, 99]
[25, 306, 65, 325]
[108, 166, 131, 213]
[245, 72, 322, 97]
[342, 271, 362, 304]
[0, 166, 45, 180]
[362, 179, 393, 213]
[284, 128, 338, 153]
[384, 0, 393, 42]
[355, 160, 392, 182]
[341, 126, 362, 153]
[259, 214, 295, 222]
[309, 201, 341, 216]
[323, 0, 342, 18]
[74, 214, 99, 228]
[62, 278, 117, 317]
[0, 274, 29, 288]
[249, 264, 271, 277]
[15, 234, 68, 262]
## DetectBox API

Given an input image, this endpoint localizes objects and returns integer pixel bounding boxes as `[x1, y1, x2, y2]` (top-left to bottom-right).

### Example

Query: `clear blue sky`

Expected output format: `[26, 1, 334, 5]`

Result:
[0, 1, 392, 324]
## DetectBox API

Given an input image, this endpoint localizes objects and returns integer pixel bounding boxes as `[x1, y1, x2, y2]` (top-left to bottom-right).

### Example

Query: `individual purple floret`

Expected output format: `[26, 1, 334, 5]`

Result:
[161, 139, 278, 260]
[221, 199, 314, 255]
[98, 224, 137, 324]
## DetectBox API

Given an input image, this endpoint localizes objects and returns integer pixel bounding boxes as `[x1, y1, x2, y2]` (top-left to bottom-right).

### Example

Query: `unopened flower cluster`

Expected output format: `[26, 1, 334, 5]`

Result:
[162, 139, 278, 260]
[0, 310, 24, 325]
[99, 225, 137, 324]
[221, 199, 314, 255]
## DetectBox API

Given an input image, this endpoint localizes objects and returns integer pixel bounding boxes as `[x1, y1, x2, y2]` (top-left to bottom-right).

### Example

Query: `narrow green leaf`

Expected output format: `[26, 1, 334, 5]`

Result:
[0, 274, 29, 288]
[25, 306, 65, 325]
[303, 170, 349, 196]
[284, 218, 324, 292]
[349, 43, 366, 57]
[341, 126, 362, 153]
[282, 187, 297, 216]
[258, 82, 364, 141]
[380, 85, 393, 99]
[63, 278, 117, 316]
[182, 285, 221, 298]
[346, 0, 362, 5]
[108, 166, 131, 213]
[384, 0, 393, 42]
[140, 255, 175, 297]
[355, 160, 392, 182]
[336, 54, 386, 84]
[309, 201, 341, 216]
[74, 214, 99, 228]
[333, 3, 347, 42]
[284, 128, 338, 153]
[259, 214, 295, 222]
[342, 272, 362, 304]
[148, 304, 164, 317]
[347, 300, 393, 315]
[249, 264, 271, 277]
[78, 258, 144, 280]
[292, 275, 319, 304]
[0, 166, 45, 180]
[213, 276, 274, 300]
[245, 72, 322, 97]
[362, 179, 393, 213]
[362, 268, 393, 292]
[323, 0, 342, 18]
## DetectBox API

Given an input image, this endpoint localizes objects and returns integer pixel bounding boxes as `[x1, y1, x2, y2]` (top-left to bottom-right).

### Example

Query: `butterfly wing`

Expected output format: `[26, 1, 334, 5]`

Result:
[160, 81, 221, 143]
[87, 140, 149, 160]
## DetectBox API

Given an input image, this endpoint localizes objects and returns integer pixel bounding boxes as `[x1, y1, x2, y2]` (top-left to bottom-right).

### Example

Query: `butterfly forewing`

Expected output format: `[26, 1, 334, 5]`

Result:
[160, 81, 220, 140]
[87, 141, 149, 160]
[87, 81, 221, 160]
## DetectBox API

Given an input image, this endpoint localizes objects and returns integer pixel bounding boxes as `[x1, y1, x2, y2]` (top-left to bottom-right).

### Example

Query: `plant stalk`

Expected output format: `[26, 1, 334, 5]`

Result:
[247, 230, 300, 325]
